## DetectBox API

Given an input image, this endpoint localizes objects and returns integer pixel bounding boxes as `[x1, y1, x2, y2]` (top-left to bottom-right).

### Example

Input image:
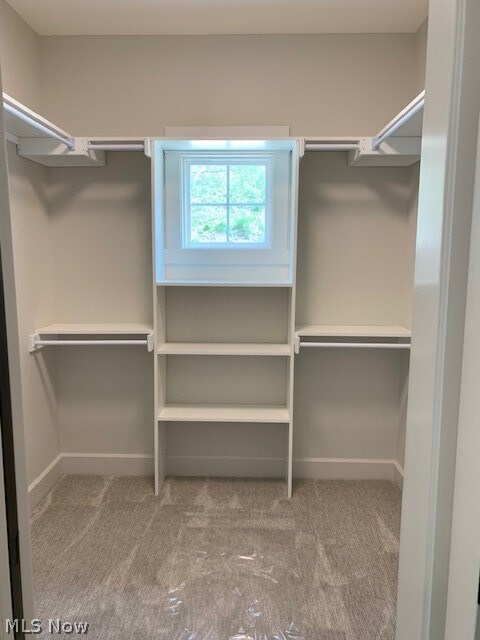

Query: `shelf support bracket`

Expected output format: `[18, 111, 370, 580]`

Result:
[28, 334, 42, 353]
[147, 332, 155, 352]
[294, 335, 300, 354]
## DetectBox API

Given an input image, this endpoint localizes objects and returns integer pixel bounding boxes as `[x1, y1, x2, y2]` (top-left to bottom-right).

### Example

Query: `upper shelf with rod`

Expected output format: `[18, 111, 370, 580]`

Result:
[2, 93, 146, 167]
[303, 91, 424, 166]
[348, 91, 425, 166]
[294, 325, 412, 354]
[3, 89, 424, 167]
[28, 323, 155, 353]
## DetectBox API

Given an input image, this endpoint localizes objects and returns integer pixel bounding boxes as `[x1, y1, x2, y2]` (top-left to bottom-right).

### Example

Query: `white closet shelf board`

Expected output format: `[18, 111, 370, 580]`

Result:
[374, 91, 425, 141]
[157, 281, 294, 287]
[3, 93, 105, 166]
[295, 325, 412, 338]
[33, 323, 153, 335]
[3, 92, 71, 141]
[29, 323, 155, 352]
[157, 342, 291, 356]
[349, 91, 424, 167]
[148, 138, 299, 153]
[294, 325, 411, 354]
[158, 404, 290, 423]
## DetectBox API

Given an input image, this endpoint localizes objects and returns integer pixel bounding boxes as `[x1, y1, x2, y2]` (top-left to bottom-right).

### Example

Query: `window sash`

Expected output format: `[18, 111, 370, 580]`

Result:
[182, 156, 271, 248]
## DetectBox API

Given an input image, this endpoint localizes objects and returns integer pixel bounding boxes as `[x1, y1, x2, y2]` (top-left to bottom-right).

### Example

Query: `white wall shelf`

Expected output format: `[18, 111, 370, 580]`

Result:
[29, 323, 154, 353]
[157, 342, 291, 356]
[294, 325, 412, 354]
[3, 92, 73, 145]
[158, 404, 290, 423]
[348, 91, 424, 167]
[3, 93, 106, 167]
[295, 324, 412, 338]
[157, 281, 294, 287]
[2, 93, 143, 166]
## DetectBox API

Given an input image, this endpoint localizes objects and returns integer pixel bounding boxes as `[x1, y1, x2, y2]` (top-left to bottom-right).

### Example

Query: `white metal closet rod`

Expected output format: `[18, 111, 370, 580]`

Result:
[87, 144, 144, 151]
[3, 102, 75, 150]
[372, 96, 425, 150]
[298, 342, 411, 349]
[304, 143, 358, 151]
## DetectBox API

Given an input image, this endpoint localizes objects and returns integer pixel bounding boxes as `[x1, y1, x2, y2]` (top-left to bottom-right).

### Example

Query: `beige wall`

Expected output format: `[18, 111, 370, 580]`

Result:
[5, 147, 154, 485]
[294, 152, 417, 465]
[39, 34, 420, 137]
[415, 20, 428, 95]
[6, 145, 60, 486]
[48, 152, 154, 457]
[0, 0, 427, 136]
[296, 152, 415, 327]
[48, 152, 152, 324]
[0, 0, 41, 110]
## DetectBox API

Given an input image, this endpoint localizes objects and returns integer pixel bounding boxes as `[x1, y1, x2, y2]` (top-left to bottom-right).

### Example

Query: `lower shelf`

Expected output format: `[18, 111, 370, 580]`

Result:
[158, 404, 290, 423]
[157, 342, 291, 356]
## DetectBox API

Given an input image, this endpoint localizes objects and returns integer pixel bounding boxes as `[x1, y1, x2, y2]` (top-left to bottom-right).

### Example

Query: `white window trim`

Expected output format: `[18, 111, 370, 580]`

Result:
[181, 153, 273, 250]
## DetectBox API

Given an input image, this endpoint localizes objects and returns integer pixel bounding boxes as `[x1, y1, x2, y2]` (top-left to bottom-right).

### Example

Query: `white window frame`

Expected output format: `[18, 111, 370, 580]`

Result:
[181, 153, 273, 250]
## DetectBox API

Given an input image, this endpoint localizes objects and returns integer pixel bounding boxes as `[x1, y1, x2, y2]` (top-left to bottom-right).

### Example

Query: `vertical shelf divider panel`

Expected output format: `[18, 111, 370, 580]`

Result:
[152, 142, 166, 494]
[286, 146, 301, 497]
[155, 287, 167, 494]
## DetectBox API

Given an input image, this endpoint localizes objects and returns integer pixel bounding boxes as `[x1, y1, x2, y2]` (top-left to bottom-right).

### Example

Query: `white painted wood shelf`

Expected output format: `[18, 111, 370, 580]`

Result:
[294, 325, 412, 354]
[157, 281, 294, 287]
[33, 323, 153, 335]
[158, 404, 290, 423]
[157, 342, 291, 356]
[295, 325, 412, 338]
[29, 323, 154, 353]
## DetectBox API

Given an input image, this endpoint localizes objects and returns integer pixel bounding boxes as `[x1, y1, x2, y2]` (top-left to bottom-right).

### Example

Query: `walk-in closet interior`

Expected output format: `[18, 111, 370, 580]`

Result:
[1, 1, 429, 637]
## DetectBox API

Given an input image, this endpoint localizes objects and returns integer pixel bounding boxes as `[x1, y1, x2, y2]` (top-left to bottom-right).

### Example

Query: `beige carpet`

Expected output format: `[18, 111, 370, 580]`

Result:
[30, 476, 401, 639]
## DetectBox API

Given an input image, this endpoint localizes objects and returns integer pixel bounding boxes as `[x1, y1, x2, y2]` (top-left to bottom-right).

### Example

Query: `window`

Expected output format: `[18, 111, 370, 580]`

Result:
[183, 156, 271, 247]
[157, 143, 295, 284]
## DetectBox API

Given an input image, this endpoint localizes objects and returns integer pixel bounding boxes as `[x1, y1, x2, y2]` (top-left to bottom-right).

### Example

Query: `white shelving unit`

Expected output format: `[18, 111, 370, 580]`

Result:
[152, 136, 301, 497]
[12, 95, 422, 498]
[29, 323, 154, 353]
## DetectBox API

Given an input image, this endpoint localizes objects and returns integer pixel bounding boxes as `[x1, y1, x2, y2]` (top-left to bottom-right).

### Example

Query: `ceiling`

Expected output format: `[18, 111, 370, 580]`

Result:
[7, 0, 428, 36]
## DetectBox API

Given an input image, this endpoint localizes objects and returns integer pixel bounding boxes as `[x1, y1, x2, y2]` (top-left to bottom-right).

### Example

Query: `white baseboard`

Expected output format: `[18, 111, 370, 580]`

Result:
[28, 453, 154, 510]
[28, 454, 64, 511]
[62, 453, 154, 475]
[29, 453, 401, 509]
[393, 460, 404, 491]
[294, 457, 396, 480]
[167, 455, 398, 481]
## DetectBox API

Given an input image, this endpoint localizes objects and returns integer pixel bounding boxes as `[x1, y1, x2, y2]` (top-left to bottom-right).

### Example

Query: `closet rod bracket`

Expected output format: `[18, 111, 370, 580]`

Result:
[147, 332, 155, 352]
[28, 334, 42, 353]
[294, 335, 301, 354]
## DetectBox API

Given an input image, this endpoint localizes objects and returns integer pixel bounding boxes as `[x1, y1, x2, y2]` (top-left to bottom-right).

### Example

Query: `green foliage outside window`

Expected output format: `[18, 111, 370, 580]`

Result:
[188, 163, 267, 244]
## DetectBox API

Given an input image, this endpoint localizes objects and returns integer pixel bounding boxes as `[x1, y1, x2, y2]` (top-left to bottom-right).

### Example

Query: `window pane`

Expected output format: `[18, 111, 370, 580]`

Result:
[229, 164, 266, 204]
[189, 164, 227, 204]
[190, 206, 227, 243]
[229, 206, 266, 243]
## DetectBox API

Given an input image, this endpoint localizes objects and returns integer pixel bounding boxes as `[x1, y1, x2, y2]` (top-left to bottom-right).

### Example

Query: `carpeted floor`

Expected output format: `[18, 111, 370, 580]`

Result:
[30, 476, 402, 640]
